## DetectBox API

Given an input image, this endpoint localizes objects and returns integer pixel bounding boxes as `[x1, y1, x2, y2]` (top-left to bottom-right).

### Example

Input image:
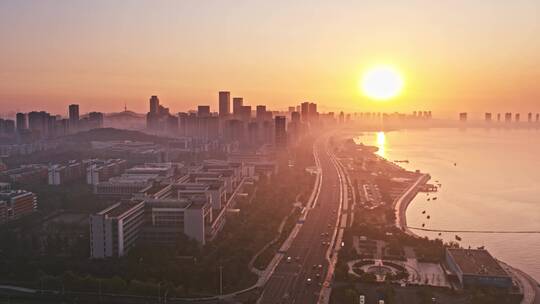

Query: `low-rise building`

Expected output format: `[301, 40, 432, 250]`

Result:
[445, 248, 513, 289]
[89, 201, 145, 258]
[86, 159, 128, 185]
[0, 165, 48, 184]
[48, 160, 87, 185]
[0, 189, 37, 224]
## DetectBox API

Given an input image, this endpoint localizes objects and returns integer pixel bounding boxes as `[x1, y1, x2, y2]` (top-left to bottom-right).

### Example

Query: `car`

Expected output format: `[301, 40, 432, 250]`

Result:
[360, 295, 365, 304]
[315, 273, 321, 279]
[318, 264, 323, 269]
[306, 278, 312, 285]
[286, 256, 292, 263]
[312, 264, 317, 269]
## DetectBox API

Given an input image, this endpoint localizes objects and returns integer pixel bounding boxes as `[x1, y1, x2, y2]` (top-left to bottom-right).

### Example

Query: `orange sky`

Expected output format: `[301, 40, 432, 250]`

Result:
[1, 1, 539, 117]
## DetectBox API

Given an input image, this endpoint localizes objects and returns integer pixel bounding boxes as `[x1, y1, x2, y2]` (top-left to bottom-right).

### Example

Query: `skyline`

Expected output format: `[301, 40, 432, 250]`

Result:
[1, 0, 540, 115]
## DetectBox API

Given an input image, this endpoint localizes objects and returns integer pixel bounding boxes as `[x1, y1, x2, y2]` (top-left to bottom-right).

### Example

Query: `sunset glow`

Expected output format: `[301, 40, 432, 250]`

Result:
[361, 66, 404, 101]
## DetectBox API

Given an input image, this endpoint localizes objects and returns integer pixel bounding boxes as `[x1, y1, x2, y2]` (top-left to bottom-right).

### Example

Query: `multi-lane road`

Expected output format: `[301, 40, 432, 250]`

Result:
[258, 136, 347, 304]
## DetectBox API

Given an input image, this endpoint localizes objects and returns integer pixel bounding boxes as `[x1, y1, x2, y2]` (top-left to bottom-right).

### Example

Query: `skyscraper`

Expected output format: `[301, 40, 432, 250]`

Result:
[198, 105, 210, 117]
[149, 96, 160, 114]
[69, 104, 79, 131]
[301, 102, 310, 121]
[256, 105, 266, 120]
[275, 116, 287, 148]
[232, 97, 243, 117]
[218, 91, 230, 117]
[16, 113, 27, 131]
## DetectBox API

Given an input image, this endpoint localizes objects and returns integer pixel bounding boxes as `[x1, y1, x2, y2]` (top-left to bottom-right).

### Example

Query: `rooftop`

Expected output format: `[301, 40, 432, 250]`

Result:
[447, 248, 509, 277]
[101, 201, 142, 218]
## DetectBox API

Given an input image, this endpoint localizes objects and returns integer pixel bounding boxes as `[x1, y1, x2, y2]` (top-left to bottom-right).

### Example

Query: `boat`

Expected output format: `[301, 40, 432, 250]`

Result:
[454, 163, 457, 166]
[438, 233, 442, 236]
[455, 235, 462, 241]
[427, 198, 430, 201]
[427, 215, 430, 219]
[432, 197, 437, 201]
[422, 210, 426, 214]
[422, 223, 425, 227]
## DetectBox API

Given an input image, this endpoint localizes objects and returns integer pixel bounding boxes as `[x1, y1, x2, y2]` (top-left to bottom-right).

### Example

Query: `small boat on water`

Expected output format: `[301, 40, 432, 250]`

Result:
[427, 215, 431, 219]
[422, 223, 425, 227]
[432, 197, 438, 201]
[438, 233, 442, 236]
[427, 198, 431, 201]
[455, 235, 462, 241]
[454, 162, 457, 166]
[422, 210, 426, 214]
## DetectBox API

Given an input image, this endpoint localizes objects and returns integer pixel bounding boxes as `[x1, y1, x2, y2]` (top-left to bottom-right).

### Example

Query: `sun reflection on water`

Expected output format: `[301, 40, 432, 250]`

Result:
[376, 131, 386, 157]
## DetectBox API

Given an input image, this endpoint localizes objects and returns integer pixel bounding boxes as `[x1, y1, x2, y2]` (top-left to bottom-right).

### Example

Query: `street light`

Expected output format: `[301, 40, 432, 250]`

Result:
[219, 265, 223, 295]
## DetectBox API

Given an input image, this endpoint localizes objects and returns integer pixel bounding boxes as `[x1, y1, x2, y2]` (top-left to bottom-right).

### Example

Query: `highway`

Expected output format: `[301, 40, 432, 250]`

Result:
[258, 136, 346, 304]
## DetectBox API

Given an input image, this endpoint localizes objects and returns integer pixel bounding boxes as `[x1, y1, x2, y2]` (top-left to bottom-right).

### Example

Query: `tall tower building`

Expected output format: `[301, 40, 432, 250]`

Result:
[69, 104, 79, 131]
[16, 113, 27, 130]
[218, 91, 230, 117]
[233, 97, 243, 116]
[149, 96, 160, 114]
[256, 105, 267, 120]
[198, 106, 210, 117]
[301, 102, 310, 121]
[274, 116, 287, 148]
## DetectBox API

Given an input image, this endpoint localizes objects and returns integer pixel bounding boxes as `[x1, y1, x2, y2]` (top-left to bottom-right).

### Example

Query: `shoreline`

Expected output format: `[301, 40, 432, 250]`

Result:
[390, 159, 540, 301]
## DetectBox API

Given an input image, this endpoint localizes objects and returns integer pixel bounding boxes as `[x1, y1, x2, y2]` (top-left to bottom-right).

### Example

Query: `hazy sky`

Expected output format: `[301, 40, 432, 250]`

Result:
[1, 0, 539, 117]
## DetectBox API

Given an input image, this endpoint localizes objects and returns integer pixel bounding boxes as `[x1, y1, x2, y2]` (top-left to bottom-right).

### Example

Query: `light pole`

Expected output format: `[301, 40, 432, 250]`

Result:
[219, 265, 223, 295]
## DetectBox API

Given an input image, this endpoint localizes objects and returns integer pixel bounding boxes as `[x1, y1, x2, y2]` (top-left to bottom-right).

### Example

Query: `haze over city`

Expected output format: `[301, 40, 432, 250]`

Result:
[1, 0, 540, 116]
[1, 2, 540, 304]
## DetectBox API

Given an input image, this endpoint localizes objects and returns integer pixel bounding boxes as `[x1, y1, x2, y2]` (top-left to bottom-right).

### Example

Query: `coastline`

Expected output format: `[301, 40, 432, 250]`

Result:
[393, 172, 430, 236]
[391, 161, 540, 302]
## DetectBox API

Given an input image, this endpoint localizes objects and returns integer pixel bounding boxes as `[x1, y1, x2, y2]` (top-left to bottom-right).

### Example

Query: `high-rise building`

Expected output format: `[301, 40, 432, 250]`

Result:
[149, 95, 160, 114]
[256, 105, 267, 120]
[218, 91, 230, 117]
[505, 113, 512, 122]
[233, 97, 243, 117]
[301, 102, 310, 121]
[88, 112, 104, 129]
[515, 113, 520, 122]
[69, 104, 79, 131]
[485, 113, 492, 122]
[275, 116, 287, 148]
[240, 105, 251, 122]
[16, 113, 27, 131]
[198, 105, 210, 117]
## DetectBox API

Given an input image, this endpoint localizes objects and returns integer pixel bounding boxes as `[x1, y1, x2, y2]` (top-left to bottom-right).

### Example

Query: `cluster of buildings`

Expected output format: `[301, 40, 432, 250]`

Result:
[48, 159, 128, 186]
[459, 112, 540, 123]
[90, 154, 276, 258]
[0, 183, 38, 224]
[1, 104, 103, 140]
[145, 93, 327, 149]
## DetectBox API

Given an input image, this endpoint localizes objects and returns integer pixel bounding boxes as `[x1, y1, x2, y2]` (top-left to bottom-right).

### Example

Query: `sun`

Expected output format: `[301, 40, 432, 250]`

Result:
[360, 65, 404, 100]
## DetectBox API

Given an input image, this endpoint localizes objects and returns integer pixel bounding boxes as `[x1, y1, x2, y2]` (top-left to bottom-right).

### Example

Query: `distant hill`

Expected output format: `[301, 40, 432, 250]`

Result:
[63, 128, 171, 144]
[105, 110, 145, 119]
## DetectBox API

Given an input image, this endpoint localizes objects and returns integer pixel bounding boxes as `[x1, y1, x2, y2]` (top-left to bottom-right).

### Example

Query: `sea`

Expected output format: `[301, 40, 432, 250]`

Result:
[354, 127, 540, 281]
